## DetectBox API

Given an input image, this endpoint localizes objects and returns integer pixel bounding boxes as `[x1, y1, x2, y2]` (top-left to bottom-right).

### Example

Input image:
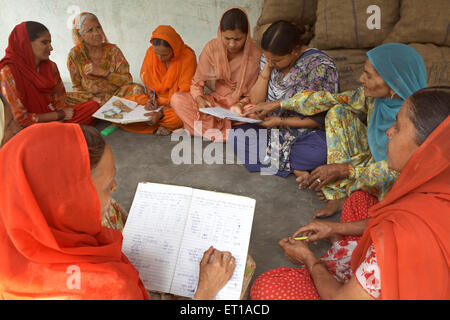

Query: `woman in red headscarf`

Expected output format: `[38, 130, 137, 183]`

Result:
[0, 21, 99, 128]
[117, 25, 197, 135]
[251, 86, 450, 300]
[0, 122, 237, 300]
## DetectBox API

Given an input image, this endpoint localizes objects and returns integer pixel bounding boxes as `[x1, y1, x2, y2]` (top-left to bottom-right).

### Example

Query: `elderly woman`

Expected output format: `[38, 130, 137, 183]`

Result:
[246, 43, 427, 218]
[0, 22, 99, 128]
[229, 20, 339, 177]
[251, 86, 450, 300]
[170, 7, 261, 142]
[67, 12, 144, 106]
[117, 25, 197, 136]
[0, 122, 236, 300]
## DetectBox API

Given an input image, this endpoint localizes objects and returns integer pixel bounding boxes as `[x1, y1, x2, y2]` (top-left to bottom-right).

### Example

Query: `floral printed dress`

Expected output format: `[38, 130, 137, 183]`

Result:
[67, 43, 144, 105]
[280, 87, 399, 201]
[231, 49, 339, 177]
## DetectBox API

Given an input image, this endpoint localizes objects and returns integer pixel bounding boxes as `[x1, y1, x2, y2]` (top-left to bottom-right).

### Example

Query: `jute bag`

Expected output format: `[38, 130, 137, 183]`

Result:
[384, 0, 450, 46]
[409, 43, 450, 86]
[256, 0, 318, 27]
[323, 49, 368, 92]
[311, 0, 400, 49]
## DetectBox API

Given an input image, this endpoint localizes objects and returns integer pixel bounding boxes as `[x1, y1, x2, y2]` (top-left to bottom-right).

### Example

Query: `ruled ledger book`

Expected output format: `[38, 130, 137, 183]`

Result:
[122, 182, 256, 300]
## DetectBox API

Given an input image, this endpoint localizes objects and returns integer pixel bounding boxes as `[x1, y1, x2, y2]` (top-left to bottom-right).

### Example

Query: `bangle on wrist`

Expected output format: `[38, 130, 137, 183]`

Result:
[56, 110, 65, 121]
[308, 260, 323, 273]
[259, 73, 270, 81]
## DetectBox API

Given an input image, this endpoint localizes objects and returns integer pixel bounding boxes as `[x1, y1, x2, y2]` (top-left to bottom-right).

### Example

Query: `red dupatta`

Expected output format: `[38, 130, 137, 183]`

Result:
[0, 123, 149, 299]
[0, 22, 56, 114]
[351, 116, 450, 299]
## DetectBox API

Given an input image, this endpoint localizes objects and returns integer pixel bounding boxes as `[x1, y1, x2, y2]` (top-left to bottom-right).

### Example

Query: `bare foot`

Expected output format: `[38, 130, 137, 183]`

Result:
[156, 126, 171, 136]
[294, 170, 310, 189]
[313, 197, 347, 219]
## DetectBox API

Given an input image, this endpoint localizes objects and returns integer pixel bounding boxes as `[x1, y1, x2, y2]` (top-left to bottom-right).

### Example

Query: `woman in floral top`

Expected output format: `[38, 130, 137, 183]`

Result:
[245, 44, 427, 218]
[229, 21, 339, 178]
[67, 12, 144, 106]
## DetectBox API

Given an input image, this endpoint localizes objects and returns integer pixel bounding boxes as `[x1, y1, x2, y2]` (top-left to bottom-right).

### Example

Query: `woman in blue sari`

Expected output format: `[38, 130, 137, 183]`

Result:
[229, 21, 339, 178]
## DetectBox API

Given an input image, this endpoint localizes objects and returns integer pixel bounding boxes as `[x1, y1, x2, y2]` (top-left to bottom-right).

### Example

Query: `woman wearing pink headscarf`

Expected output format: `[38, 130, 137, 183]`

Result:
[171, 7, 261, 142]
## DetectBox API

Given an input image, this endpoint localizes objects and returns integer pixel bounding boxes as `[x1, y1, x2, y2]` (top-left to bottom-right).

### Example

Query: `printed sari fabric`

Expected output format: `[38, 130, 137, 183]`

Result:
[170, 7, 261, 142]
[282, 87, 399, 200]
[67, 43, 144, 106]
[230, 49, 339, 176]
[251, 191, 380, 300]
[0, 22, 99, 128]
[0, 123, 149, 300]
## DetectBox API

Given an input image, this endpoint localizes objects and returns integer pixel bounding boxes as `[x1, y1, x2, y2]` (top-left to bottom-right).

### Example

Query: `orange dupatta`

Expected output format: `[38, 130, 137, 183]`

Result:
[140, 25, 197, 106]
[351, 116, 450, 299]
[0, 123, 148, 299]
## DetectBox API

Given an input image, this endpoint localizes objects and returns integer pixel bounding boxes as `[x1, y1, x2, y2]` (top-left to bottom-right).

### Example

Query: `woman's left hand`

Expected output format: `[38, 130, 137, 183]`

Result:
[308, 164, 350, 191]
[259, 116, 281, 128]
[84, 63, 109, 78]
[278, 237, 318, 267]
[230, 105, 243, 116]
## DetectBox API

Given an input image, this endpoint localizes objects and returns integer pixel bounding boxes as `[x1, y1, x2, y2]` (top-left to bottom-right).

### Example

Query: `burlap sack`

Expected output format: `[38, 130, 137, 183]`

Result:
[311, 0, 400, 49]
[322, 49, 368, 92]
[256, 0, 318, 27]
[409, 43, 450, 86]
[384, 0, 450, 46]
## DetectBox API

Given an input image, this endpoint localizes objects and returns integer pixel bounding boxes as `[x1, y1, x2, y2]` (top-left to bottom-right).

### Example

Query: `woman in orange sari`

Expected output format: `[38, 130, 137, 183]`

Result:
[251, 86, 450, 300]
[0, 22, 99, 128]
[170, 7, 261, 142]
[0, 122, 237, 300]
[67, 12, 144, 106]
[117, 25, 197, 135]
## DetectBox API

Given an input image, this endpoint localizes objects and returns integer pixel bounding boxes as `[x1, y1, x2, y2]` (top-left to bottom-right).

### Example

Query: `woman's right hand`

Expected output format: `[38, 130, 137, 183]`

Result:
[196, 96, 212, 109]
[194, 246, 236, 300]
[63, 108, 75, 121]
[292, 220, 339, 244]
[144, 96, 159, 111]
[243, 100, 281, 118]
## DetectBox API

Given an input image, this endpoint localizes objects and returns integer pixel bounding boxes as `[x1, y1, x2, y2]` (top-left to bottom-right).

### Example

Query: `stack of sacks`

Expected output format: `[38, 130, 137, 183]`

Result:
[310, 0, 400, 91]
[383, 0, 450, 87]
[253, 0, 450, 92]
[253, 0, 317, 47]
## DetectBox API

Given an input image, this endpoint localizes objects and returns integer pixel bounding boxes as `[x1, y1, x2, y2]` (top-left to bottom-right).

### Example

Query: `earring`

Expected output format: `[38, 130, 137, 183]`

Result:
[390, 91, 396, 99]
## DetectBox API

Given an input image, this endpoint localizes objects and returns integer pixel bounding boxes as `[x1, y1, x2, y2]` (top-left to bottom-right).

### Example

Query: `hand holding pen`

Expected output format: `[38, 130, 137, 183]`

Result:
[145, 90, 159, 111]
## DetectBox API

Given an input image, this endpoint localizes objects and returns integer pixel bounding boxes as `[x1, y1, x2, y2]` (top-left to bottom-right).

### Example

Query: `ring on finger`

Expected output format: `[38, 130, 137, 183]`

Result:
[317, 178, 321, 183]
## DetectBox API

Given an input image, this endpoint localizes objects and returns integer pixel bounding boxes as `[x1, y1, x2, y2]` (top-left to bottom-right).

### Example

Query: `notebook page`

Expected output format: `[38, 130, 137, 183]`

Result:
[170, 189, 255, 299]
[122, 183, 193, 293]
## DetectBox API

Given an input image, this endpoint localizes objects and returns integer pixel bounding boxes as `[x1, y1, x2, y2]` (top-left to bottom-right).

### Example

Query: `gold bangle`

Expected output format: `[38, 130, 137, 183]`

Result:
[259, 73, 270, 81]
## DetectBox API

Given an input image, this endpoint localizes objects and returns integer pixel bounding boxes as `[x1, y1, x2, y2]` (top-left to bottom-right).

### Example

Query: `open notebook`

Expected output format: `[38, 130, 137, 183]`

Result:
[121, 183, 256, 300]
[200, 106, 262, 124]
[92, 96, 160, 124]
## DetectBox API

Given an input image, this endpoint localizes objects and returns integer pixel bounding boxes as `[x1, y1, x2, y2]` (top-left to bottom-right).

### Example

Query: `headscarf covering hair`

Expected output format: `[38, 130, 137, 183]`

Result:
[72, 12, 108, 46]
[140, 25, 197, 106]
[193, 6, 261, 104]
[351, 116, 450, 299]
[0, 22, 56, 114]
[0, 122, 149, 299]
[366, 43, 427, 162]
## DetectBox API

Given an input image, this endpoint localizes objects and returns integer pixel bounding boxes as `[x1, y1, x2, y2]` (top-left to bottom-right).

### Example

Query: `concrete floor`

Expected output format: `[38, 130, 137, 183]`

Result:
[95, 120, 341, 292]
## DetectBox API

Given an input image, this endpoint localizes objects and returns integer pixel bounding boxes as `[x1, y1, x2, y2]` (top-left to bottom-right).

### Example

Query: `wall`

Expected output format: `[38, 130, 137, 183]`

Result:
[0, 0, 263, 84]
